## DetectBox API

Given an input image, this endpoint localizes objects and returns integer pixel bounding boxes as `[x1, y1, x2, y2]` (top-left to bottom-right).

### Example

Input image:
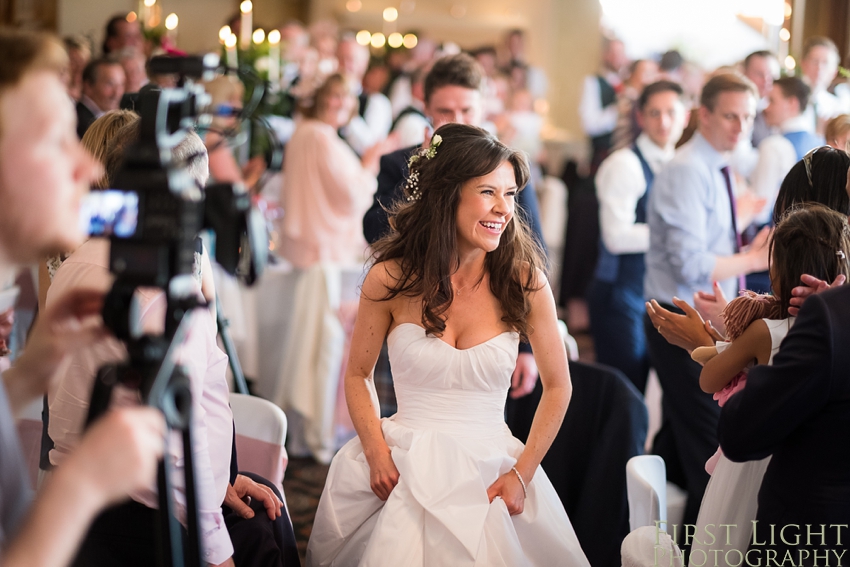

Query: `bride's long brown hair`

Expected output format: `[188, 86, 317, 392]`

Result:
[370, 123, 547, 341]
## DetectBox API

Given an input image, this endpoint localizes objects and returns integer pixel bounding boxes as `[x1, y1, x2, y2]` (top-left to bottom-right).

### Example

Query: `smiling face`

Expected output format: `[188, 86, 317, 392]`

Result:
[0, 71, 100, 262]
[455, 161, 517, 256]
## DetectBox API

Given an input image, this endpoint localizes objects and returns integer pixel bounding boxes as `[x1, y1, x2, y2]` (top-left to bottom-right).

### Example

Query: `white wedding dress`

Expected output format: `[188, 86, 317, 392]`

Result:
[306, 323, 590, 566]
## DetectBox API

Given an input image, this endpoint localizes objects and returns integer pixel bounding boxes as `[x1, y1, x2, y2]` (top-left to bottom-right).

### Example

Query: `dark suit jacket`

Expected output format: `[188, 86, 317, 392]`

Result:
[720, 285, 850, 545]
[75, 101, 97, 140]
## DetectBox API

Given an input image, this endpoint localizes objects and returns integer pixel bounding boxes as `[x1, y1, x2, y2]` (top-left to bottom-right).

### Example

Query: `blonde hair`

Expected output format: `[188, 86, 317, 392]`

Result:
[202, 75, 244, 130]
[825, 114, 850, 152]
[0, 28, 68, 135]
[295, 73, 350, 119]
[81, 110, 139, 188]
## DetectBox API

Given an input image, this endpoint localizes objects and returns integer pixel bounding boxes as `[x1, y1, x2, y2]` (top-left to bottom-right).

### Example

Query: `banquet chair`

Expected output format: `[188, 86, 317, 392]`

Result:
[15, 397, 43, 490]
[626, 455, 667, 531]
[230, 393, 289, 497]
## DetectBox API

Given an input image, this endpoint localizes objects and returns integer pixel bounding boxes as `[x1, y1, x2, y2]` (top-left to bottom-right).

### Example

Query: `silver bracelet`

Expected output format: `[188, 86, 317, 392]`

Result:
[511, 466, 528, 498]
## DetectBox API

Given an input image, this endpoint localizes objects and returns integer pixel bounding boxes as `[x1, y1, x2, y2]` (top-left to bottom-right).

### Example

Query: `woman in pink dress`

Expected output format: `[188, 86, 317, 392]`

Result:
[279, 73, 389, 269]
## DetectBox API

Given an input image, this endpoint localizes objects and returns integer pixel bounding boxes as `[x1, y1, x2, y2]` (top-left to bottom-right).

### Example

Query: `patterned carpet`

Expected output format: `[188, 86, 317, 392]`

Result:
[285, 457, 330, 564]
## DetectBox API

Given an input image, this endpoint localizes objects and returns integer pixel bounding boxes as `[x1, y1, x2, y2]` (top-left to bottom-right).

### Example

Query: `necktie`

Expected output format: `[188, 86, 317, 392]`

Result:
[720, 166, 746, 292]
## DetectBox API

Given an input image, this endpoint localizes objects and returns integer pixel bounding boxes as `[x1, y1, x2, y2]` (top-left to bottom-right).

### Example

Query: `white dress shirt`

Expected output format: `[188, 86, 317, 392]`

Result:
[596, 133, 674, 255]
[801, 89, 843, 132]
[578, 72, 620, 137]
[750, 114, 811, 225]
[342, 92, 393, 155]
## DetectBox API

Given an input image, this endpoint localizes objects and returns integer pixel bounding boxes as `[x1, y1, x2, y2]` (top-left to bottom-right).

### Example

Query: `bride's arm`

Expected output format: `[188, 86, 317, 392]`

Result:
[345, 263, 398, 500]
[487, 272, 571, 514]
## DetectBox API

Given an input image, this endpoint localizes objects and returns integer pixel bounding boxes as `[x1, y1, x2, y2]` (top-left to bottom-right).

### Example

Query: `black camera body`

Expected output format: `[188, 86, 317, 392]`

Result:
[100, 54, 266, 341]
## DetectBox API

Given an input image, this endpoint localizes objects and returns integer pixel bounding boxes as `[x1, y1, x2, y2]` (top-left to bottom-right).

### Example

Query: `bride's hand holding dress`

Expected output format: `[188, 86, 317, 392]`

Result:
[342, 262, 401, 501]
[488, 270, 571, 518]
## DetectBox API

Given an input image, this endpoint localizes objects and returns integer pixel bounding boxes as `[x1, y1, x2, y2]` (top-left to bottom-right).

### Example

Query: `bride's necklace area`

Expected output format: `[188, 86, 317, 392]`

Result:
[451, 274, 484, 296]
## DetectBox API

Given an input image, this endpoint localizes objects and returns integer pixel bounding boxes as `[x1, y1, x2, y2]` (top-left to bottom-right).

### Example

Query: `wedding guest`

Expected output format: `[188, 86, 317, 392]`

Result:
[0, 28, 164, 567]
[115, 48, 148, 94]
[742, 50, 780, 147]
[201, 74, 260, 187]
[745, 77, 822, 294]
[389, 65, 429, 148]
[50, 123, 295, 567]
[101, 14, 143, 56]
[751, 77, 822, 227]
[659, 50, 684, 83]
[643, 73, 770, 532]
[589, 80, 686, 393]
[76, 58, 126, 139]
[646, 147, 850, 346]
[387, 35, 438, 118]
[692, 204, 850, 557]
[473, 46, 504, 119]
[719, 214, 850, 557]
[280, 73, 386, 269]
[825, 114, 850, 151]
[62, 35, 91, 101]
[337, 36, 393, 156]
[502, 29, 547, 100]
[579, 36, 627, 170]
[39, 109, 140, 312]
[800, 36, 843, 135]
[611, 58, 660, 150]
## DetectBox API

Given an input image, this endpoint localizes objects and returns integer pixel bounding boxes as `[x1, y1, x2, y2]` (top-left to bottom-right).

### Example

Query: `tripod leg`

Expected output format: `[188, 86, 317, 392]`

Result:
[215, 291, 249, 395]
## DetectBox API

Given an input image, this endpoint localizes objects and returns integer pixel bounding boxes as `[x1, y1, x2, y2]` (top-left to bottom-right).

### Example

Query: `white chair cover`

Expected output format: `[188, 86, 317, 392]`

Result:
[626, 454, 668, 531]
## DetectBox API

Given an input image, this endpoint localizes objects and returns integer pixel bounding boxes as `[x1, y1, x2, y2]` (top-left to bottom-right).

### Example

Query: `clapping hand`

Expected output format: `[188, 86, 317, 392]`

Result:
[509, 352, 538, 399]
[693, 281, 729, 336]
[645, 298, 721, 354]
[788, 274, 846, 316]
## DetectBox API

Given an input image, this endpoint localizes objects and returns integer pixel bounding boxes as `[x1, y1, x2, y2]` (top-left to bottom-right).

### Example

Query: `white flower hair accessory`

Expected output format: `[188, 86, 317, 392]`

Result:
[405, 134, 443, 202]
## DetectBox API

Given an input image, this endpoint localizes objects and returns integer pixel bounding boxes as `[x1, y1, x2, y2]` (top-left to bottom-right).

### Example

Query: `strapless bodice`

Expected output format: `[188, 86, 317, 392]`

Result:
[386, 323, 519, 435]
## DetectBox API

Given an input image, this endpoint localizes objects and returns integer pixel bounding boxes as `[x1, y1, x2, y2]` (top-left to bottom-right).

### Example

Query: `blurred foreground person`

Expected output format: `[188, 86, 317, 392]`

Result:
[0, 27, 163, 567]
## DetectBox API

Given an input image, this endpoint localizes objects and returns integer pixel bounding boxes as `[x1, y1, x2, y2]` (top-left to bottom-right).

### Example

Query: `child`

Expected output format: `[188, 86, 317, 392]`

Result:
[690, 203, 850, 555]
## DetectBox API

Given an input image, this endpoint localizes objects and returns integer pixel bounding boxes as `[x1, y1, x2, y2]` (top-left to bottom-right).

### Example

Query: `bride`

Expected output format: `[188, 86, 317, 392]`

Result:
[307, 123, 590, 566]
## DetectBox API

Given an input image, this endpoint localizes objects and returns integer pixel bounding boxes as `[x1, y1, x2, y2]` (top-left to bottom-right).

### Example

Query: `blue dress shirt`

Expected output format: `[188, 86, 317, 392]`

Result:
[644, 132, 738, 305]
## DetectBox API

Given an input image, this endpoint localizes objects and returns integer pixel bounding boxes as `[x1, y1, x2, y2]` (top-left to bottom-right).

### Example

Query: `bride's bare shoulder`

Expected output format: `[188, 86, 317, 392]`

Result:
[362, 259, 405, 299]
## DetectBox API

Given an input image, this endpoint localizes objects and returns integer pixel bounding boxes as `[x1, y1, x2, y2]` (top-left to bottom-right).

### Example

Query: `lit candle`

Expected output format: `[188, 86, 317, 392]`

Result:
[142, 0, 155, 27]
[225, 33, 238, 69]
[165, 13, 178, 46]
[239, 0, 253, 50]
[268, 29, 281, 86]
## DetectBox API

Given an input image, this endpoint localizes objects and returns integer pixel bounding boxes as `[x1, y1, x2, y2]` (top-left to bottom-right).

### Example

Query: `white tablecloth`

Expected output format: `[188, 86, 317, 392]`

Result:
[215, 260, 365, 463]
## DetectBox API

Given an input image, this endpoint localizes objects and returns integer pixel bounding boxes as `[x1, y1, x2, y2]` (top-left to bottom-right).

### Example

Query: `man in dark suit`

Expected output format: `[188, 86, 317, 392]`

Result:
[720, 284, 850, 557]
[363, 52, 546, 403]
[76, 58, 125, 139]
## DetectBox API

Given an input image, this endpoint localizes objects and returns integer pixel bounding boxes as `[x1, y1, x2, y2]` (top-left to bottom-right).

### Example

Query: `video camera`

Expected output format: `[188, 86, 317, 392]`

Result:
[83, 54, 270, 567]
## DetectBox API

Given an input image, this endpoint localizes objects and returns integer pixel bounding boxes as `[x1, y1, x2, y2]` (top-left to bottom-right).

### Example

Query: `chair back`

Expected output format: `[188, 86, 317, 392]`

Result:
[230, 393, 289, 494]
[626, 454, 667, 531]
